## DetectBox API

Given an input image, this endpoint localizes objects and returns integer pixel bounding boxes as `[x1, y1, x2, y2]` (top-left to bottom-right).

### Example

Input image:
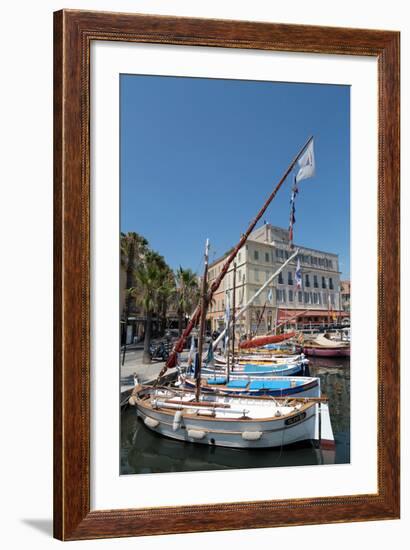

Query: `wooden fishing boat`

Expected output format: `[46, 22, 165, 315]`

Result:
[132, 386, 320, 449]
[302, 334, 350, 357]
[303, 346, 350, 357]
[213, 351, 304, 366]
[200, 361, 304, 377]
[181, 374, 320, 398]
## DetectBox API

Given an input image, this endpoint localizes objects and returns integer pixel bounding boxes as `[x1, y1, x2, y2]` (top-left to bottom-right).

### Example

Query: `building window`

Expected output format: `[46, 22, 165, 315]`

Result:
[330, 293, 335, 306]
[304, 292, 310, 304]
[305, 274, 310, 287]
[318, 293, 322, 305]
[278, 272, 284, 284]
[322, 276, 326, 289]
[298, 291, 303, 303]
[288, 289, 293, 302]
[254, 250, 259, 261]
[265, 252, 270, 262]
[329, 259, 333, 269]
[276, 289, 285, 303]
[288, 271, 293, 285]
[329, 277, 334, 290]
[313, 275, 318, 288]
[254, 269, 259, 281]
[313, 292, 318, 304]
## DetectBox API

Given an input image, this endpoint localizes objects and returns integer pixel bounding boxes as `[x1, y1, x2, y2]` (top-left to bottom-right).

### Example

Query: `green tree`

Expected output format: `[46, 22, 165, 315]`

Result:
[175, 267, 200, 336]
[133, 252, 162, 363]
[157, 269, 176, 336]
[120, 232, 148, 342]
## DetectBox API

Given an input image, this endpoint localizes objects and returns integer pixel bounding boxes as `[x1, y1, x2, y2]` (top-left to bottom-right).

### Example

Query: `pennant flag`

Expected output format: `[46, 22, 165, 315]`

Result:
[296, 139, 315, 183]
[224, 290, 231, 352]
[294, 258, 302, 289]
[187, 334, 196, 366]
[205, 341, 214, 365]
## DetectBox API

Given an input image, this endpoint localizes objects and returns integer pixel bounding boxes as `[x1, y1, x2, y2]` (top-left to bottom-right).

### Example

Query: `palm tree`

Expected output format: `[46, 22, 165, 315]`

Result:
[120, 232, 148, 344]
[157, 269, 176, 336]
[133, 251, 163, 363]
[175, 267, 200, 335]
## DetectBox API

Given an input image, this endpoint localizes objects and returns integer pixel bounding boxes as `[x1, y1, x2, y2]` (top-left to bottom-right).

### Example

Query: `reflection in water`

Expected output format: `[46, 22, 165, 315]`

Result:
[120, 357, 350, 475]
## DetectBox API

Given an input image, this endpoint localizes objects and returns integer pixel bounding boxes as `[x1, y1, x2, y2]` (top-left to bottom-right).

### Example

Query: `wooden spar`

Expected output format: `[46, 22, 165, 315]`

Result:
[135, 384, 329, 403]
[212, 248, 299, 350]
[239, 331, 296, 349]
[231, 263, 237, 379]
[195, 239, 210, 401]
[159, 136, 313, 375]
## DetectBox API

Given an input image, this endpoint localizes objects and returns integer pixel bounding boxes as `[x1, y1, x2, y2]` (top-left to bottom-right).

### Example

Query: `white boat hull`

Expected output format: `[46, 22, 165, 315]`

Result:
[135, 392, 318, 449]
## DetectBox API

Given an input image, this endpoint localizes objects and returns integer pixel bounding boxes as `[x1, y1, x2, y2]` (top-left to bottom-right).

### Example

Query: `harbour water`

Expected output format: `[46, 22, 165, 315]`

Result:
[120, 356, 350, 475]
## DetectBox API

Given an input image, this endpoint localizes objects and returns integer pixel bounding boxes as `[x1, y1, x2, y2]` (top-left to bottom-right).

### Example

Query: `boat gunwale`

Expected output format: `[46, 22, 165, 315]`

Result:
[136, 394, 317, 423]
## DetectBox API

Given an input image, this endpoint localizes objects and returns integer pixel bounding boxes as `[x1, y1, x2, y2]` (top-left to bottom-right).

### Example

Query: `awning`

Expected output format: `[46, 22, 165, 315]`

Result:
[277, 309, 346, 321]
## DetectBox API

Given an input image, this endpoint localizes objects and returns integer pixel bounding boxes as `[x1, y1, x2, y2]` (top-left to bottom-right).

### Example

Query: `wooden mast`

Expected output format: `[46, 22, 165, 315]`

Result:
[231, 263, 237, 376]
[158, 136, 313, 377]
[195, 239, 210, 401]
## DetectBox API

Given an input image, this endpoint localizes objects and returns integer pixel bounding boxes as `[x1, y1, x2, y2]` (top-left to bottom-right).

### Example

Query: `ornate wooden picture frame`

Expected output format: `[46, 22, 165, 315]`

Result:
[54, 9, 400, 540]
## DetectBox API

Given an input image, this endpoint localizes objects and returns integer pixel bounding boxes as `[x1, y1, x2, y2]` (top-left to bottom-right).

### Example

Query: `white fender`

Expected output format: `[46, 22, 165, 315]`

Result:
[242, 431, 263, 441]
[187, 429, 206, 440]
[144, 417, 159, 429]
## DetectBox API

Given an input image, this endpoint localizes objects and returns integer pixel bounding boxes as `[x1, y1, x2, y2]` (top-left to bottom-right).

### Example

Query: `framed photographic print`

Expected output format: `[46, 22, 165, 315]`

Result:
[54, 9, 400, 540]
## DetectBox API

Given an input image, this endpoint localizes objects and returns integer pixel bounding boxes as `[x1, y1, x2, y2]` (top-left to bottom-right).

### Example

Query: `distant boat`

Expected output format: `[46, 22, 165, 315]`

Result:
[303, 346, 350, 357]
[302, 333, 350, 357]
[182, 374, 320, 398]
[213, 351, 304, 366]
[200, 361, 304, 377]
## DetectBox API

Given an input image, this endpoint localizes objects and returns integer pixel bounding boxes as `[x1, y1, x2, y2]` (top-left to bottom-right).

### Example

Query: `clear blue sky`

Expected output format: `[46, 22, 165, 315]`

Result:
[120, 74, 350, 279]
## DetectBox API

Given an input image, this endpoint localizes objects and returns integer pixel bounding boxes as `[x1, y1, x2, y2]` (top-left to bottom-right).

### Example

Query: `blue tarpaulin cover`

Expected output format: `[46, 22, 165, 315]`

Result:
[207, 377, 227, 385]
[226, 380, 249, 389]
[249, 380, 303, 390]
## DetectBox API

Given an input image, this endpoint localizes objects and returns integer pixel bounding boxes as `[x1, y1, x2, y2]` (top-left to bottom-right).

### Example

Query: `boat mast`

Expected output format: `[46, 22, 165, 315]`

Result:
[195, 239, 210, 401]
[231, 263, 237, 376]
[159, 136, 313, 376]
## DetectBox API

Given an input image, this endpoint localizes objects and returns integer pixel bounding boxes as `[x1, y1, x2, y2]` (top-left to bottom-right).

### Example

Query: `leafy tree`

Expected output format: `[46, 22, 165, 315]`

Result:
[120, 232, 148, 342]
[133, 251, 163, 363]
[175, 267, 200, 335]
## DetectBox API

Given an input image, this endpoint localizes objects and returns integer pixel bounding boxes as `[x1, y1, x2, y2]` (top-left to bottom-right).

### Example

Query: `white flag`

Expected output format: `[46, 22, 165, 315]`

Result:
[296, 140, 315, 183]
[224, 290, 230, 351]
[294, 258, 302, 289]
[187, 334, 196, 365]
